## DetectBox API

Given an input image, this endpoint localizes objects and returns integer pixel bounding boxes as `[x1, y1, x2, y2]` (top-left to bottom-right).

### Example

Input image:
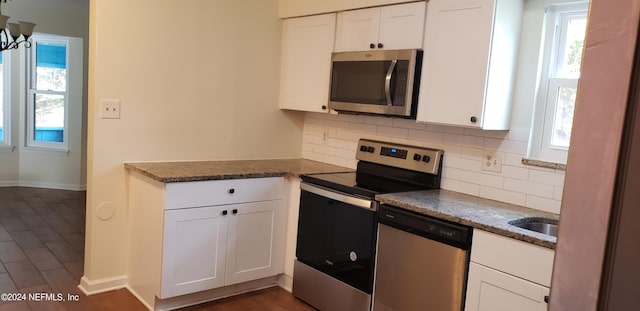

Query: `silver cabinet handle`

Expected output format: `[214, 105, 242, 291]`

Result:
[385, 59, 397, 106]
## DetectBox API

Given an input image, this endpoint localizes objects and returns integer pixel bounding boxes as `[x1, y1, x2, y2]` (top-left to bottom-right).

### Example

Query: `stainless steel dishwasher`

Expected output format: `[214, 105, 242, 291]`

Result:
[373, 204, 472, 311]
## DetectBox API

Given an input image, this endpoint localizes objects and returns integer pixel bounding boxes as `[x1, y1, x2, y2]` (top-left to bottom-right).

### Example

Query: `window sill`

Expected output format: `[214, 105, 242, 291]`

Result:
[24, 146, 70, 155]
[522, 158, 567, 170]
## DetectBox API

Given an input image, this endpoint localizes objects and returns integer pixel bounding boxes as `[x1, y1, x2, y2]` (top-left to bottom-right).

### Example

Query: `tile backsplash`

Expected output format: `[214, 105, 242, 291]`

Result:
[302, 112, 564, 214]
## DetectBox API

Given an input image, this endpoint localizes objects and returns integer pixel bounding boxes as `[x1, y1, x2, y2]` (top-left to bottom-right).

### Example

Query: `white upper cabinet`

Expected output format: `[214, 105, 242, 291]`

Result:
[279, 0, 426, 18]
[335, 7, 380, 51]
[417, 0, 523, 129]
[279, 13, 336, 113]
[377, 2, 427, 50]
[335, 1, 426, 52]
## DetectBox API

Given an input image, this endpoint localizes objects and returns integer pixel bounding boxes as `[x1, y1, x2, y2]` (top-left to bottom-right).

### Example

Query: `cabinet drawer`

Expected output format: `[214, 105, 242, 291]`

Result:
[165, 177, 284, 209]
[471, 230, 555, 287]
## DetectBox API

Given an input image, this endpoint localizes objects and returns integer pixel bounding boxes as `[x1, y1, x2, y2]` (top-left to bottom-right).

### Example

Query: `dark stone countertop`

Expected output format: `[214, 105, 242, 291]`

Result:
[376, 189, 558, 249]
[124, 159, 354, 183]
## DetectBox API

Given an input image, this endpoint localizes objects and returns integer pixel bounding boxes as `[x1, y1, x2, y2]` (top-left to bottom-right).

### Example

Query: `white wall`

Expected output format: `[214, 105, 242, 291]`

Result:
[0, 0, 89, 190]
[301, 0, 569, 215]
[85, 0, 303, 288]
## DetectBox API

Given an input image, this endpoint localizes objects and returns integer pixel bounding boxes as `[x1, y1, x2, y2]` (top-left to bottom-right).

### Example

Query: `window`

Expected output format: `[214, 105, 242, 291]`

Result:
[0, 51, 9, 148]
[529, 3, 589, 164]
[27, 36, 68, 149]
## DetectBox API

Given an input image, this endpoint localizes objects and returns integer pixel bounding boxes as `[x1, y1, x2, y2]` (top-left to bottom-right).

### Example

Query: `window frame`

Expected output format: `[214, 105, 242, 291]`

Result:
[26, 35, 70, 151]
[528, 2, 589, 165]
[0, 50, 10, 149]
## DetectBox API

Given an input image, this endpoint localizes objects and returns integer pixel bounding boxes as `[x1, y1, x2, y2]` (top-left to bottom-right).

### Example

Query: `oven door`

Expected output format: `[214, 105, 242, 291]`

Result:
[296, 182, 377, 293]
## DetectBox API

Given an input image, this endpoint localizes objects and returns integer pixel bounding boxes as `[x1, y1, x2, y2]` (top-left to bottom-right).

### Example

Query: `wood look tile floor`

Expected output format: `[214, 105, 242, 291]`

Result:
[0, 187, 316, 311]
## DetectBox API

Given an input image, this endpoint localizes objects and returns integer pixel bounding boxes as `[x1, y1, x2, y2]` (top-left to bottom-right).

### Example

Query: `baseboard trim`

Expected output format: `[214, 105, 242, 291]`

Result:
[126, 285, 154, 311]
[278, 274, 293, 292]
[0, 181, 86, 191]
[18, 181, 86, 191]
[0, 180, 19, 187]
[78, 275, 127, 295]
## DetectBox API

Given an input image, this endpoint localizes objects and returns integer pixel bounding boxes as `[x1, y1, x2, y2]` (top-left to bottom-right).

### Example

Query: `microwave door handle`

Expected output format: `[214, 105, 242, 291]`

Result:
[385, 59, 397, 106]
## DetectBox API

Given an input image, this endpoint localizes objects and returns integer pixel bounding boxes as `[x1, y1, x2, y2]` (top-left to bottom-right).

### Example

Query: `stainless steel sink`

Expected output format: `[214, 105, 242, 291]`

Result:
[508, 217, 559, 237]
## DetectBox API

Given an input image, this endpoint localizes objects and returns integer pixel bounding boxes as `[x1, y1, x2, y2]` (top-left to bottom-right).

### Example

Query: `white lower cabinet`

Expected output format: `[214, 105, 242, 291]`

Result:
[161, 205, 228, 298]
[127, 174, 286, 310]
[465, 263, 550, 311]
[225, 200, 284, 285]
[465, 230, 554, 311]
[161, 200, 285, 298]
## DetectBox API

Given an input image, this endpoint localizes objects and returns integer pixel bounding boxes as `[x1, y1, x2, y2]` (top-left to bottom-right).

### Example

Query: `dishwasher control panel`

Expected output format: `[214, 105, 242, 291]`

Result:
[377, 204, 471, 250]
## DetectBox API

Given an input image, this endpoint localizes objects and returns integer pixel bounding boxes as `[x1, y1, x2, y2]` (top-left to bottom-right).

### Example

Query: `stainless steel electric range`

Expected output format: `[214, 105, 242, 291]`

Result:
[292, 139, 445, 311]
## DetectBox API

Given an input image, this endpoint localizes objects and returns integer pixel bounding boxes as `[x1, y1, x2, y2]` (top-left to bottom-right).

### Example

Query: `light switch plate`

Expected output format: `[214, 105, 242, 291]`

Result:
[101, 99, 121, 119]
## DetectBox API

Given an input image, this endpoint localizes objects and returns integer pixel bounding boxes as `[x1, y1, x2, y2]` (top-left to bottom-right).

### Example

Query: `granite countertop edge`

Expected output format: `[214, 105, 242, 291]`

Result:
[125, 166, 290, 183]
[376, 189, 558, 250]
[124, 159, 354, 183]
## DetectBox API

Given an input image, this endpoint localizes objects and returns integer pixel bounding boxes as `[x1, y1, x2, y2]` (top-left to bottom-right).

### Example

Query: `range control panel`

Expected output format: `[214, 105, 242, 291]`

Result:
[356, 139, 443, 174]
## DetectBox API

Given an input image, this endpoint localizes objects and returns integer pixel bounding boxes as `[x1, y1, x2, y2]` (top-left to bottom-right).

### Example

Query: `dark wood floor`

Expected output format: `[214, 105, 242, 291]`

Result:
[180, 286, 315, 311]
[0, 187, 315, 311]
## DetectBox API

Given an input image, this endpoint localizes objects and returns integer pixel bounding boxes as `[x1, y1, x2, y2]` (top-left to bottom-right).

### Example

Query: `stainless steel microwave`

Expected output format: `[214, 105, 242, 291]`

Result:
[328, 49, 422, 118]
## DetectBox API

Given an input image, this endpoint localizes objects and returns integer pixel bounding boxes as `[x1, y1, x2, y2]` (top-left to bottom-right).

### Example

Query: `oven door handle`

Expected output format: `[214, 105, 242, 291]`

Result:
[301, 182, 374, 210]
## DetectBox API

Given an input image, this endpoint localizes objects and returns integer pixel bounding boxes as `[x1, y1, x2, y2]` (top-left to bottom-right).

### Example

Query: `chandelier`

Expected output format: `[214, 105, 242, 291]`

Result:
[0, 0, 35, 52]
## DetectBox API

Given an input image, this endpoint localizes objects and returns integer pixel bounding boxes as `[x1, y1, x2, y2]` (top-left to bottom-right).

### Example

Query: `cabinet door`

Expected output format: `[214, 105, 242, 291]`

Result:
[161, 206, 228, 298]
[279, 13, 336, 113]
[225, 200, 285, 285]
[335, 3, 426, 52]
[335, 7, 380, 52]
[465, 263, 550, 311]
[377, 2, 426, 50]
[417, 0, 494, 128]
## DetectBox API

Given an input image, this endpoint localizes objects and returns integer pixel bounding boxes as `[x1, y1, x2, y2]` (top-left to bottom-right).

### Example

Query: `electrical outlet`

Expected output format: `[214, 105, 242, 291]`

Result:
[322, 130, 329, 144]
[482, 150, 504, 173]
[101, 99, 121, 119]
